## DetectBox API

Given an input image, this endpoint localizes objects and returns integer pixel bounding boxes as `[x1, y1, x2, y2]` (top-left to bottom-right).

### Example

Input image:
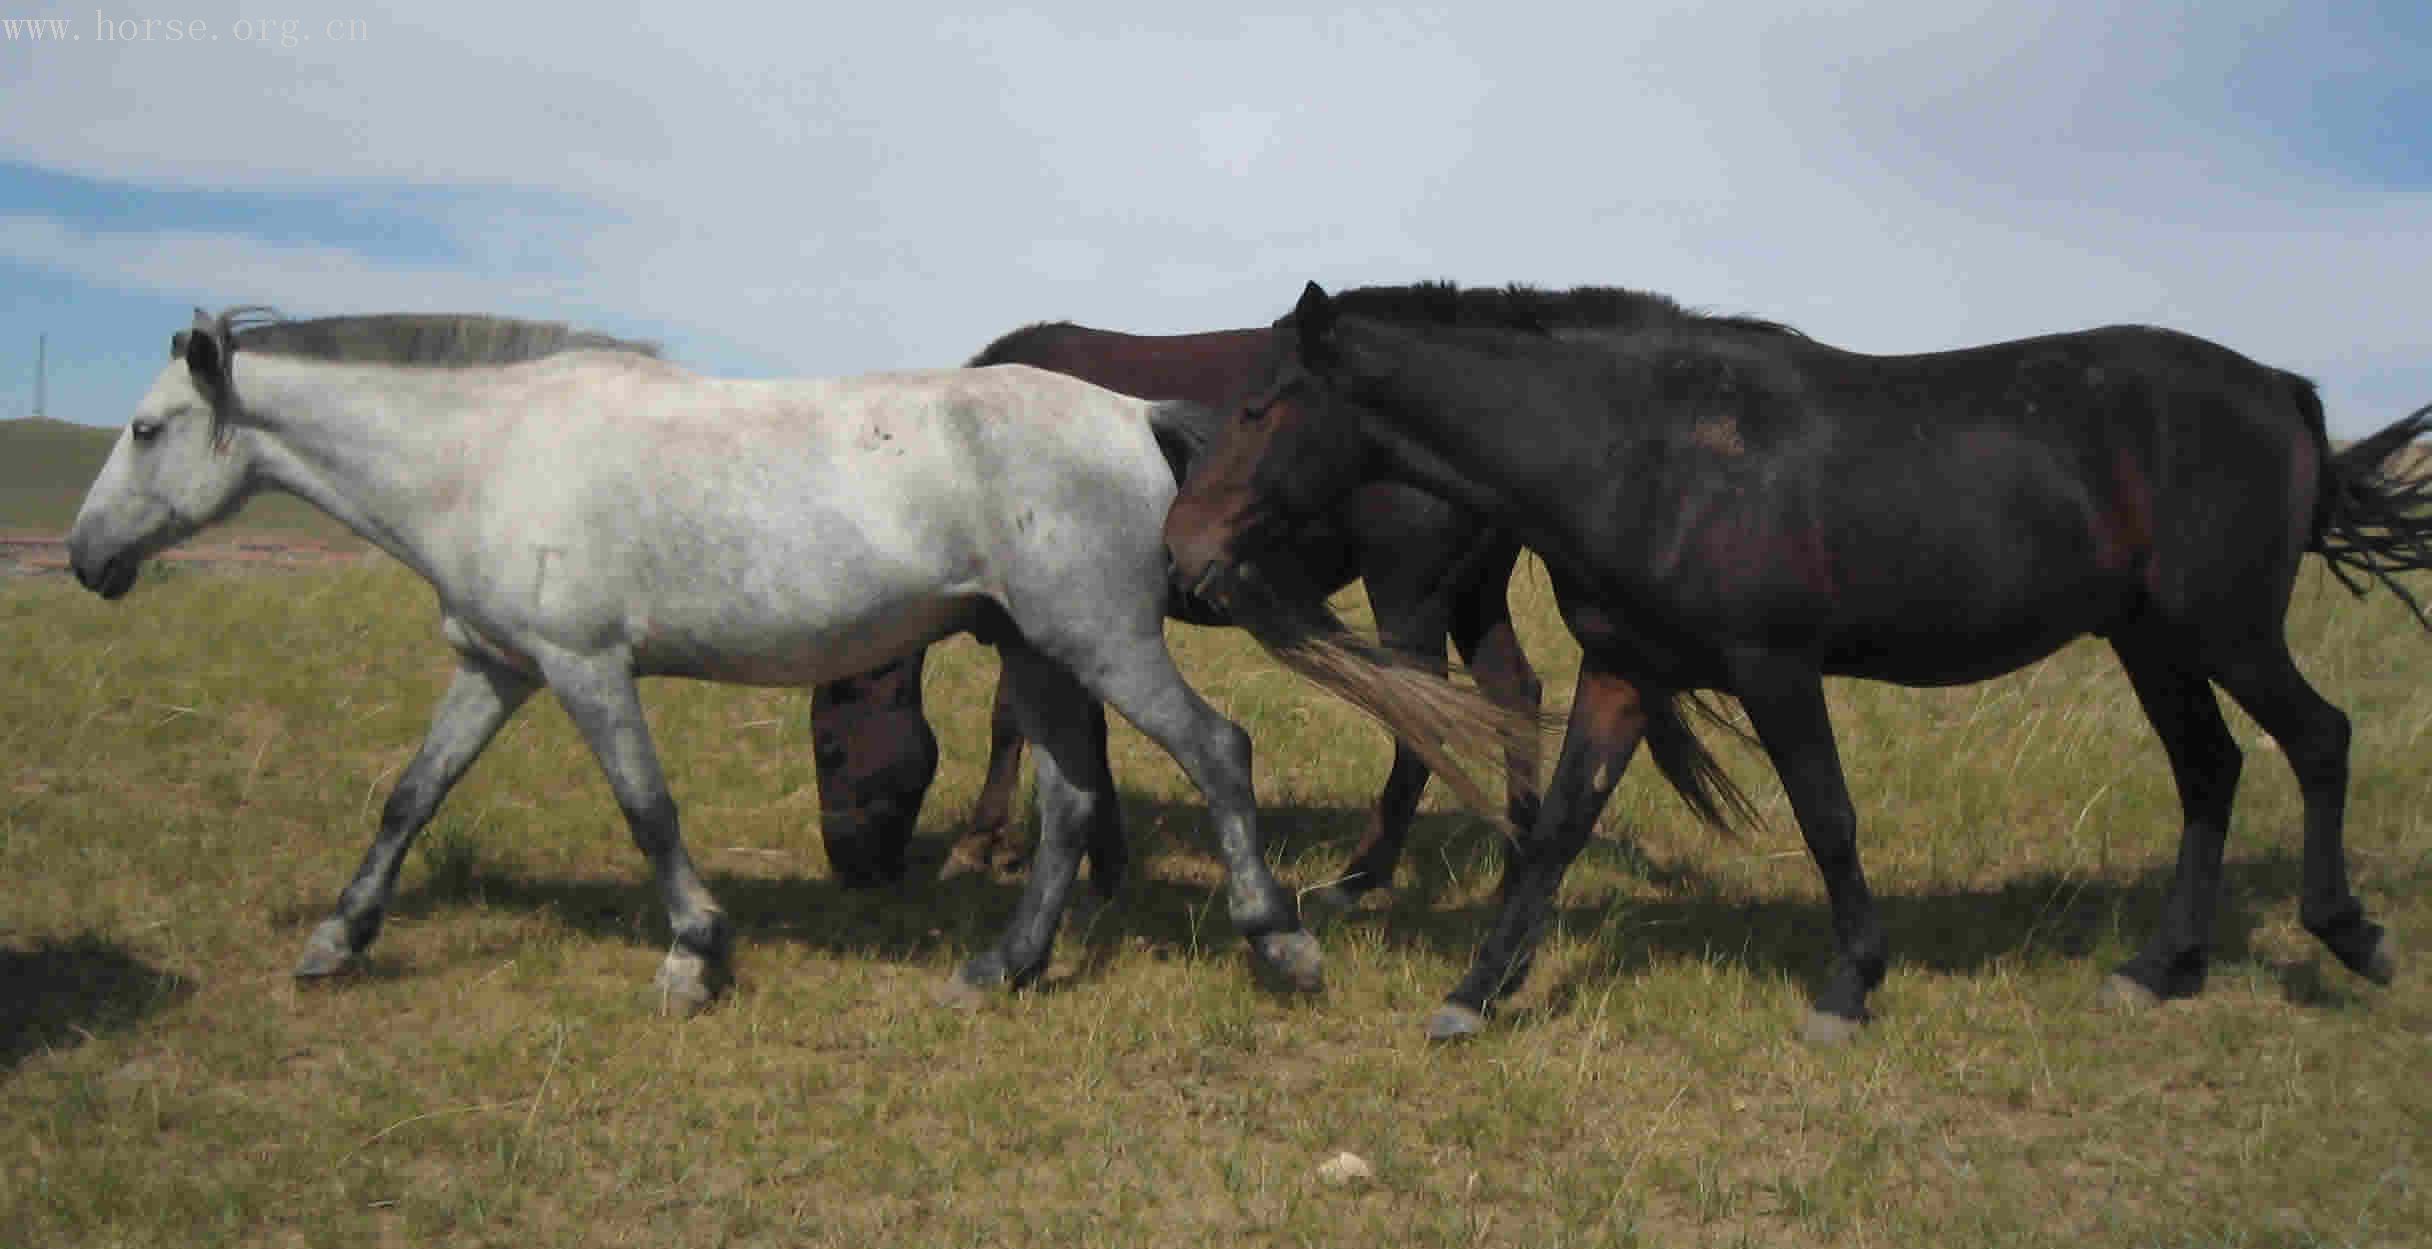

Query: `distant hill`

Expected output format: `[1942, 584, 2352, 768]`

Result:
[0, 417, 347, 537]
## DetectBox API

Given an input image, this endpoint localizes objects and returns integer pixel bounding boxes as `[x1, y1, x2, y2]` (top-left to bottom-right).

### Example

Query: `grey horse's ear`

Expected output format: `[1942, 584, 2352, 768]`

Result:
[185, 308, 234, 410]
[1293, 281, 1337, 359]
[170, 329, 190, 358]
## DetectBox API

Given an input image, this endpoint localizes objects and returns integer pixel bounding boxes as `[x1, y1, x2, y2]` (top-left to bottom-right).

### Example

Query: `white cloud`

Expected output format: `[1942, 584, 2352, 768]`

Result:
[2, 0, 2423, 429]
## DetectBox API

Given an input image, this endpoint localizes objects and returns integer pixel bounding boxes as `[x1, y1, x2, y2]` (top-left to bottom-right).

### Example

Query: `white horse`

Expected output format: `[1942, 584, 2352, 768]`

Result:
[67, 308, 1321, 1011]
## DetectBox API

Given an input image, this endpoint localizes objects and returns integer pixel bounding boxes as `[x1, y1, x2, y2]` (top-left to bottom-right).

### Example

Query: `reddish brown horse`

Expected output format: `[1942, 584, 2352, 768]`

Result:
[809, 317, 1546, 906]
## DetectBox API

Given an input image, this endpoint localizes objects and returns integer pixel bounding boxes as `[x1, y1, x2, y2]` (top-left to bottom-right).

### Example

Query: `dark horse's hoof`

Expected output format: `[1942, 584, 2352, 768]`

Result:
[2360, 930, 2398, 986]
[1300, 884, 1361, 923]
[2096, 973, 2162, 1012]
[1424, 1002, 1489, 1042]
[1799, 1008, 1866, 1046]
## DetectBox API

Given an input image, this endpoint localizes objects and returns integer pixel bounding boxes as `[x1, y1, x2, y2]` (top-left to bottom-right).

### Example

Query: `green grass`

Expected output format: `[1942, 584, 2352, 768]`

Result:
[4, 556, 2429, 1247]
[0, 417, 346, 536]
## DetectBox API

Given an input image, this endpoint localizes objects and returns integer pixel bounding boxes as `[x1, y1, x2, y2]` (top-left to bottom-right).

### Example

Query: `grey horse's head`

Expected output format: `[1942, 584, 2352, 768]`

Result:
[68, 308, 259, 599]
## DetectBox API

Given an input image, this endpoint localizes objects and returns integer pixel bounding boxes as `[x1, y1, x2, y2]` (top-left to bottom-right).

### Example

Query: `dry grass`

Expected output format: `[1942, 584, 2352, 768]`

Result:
[5, 555, 2430, 1247]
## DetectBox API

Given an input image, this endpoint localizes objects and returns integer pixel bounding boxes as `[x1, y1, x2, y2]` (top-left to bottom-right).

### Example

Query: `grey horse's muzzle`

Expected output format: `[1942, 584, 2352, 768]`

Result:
[67, 538, 141, 600]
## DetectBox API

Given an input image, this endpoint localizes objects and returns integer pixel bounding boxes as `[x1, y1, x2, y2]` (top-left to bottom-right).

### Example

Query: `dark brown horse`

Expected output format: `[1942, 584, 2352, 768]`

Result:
[809, 317, 1547, 907]
[1167, 280, 2430, 1042]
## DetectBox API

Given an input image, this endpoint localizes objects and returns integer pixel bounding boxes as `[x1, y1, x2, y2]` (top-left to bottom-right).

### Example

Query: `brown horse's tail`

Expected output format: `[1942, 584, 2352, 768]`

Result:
[2312, 392, 2432, 630]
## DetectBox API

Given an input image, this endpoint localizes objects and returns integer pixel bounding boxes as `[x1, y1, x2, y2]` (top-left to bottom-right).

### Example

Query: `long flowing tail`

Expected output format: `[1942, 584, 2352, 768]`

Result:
[2315, 401, 2432, 629]
[1223, 564, 1755, 835]
[1644, 692, 1757, 832]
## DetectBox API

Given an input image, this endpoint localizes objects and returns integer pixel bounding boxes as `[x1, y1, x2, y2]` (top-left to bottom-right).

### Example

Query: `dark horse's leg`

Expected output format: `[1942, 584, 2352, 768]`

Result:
[1729, 652, 1887, 1044]
[1312, 537, 1542, 914]
[939, 678, 1030, 879]
[2103, 623, 2243, 1004]
[1448, 538, 1545, 840]
[1429, 663, 1644, 1040]
[1309, 563, 1453, 911]
[940, 676, 1129, 893]
[2207, 635, 2394, 986]
[810, 654, 935, 888]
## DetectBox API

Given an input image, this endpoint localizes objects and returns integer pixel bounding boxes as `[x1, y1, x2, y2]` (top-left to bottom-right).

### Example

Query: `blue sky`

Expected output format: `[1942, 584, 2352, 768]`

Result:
[2, 1, 2424, 433]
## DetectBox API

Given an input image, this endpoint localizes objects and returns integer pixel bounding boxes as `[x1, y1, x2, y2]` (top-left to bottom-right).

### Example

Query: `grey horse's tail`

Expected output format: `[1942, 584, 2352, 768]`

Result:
[1143, 400, 1222, 486]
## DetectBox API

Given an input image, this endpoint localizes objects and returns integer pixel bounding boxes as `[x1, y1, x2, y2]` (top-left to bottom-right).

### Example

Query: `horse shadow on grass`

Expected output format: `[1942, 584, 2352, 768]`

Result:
[273, 792, 2405, 1016]
[0, 935, 195, 1076]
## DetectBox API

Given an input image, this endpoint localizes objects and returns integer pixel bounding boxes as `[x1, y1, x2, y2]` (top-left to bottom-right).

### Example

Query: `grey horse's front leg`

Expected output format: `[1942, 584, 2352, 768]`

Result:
[542, 651, 734, 1014]
[296, 655, 535, 979]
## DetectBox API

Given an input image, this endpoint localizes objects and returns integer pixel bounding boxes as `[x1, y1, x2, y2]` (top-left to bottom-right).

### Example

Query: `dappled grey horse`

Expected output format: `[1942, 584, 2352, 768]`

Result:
[66, 309, 1320, 1010]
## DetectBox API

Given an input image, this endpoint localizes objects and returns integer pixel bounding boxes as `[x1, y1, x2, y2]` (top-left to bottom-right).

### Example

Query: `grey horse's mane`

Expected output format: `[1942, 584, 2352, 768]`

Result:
[198, 308, 660, 367]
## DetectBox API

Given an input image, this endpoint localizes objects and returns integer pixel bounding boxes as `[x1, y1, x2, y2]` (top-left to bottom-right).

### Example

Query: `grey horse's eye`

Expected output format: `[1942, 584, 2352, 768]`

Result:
[130, 420, 163, 444]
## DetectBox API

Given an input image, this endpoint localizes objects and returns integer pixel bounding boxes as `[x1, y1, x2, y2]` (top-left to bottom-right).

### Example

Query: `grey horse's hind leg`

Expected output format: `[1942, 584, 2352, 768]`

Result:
[541, 650, 733, 1014]
[296, 655, 535, 979]
[1073, 631, 1320, 992]
[946, 642, 1107, 996]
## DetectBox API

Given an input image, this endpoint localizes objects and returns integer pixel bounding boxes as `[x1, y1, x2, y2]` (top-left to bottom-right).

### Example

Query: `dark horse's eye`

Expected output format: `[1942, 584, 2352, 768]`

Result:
[130, 420, 163, 444]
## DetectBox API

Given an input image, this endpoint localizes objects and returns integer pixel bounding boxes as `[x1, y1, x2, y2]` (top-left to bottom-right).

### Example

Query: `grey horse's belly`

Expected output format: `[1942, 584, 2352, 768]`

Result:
[627, 593, 989, 686]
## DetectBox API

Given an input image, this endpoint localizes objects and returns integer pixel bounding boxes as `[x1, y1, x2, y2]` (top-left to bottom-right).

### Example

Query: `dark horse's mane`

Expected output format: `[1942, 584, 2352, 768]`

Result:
[190, 308, 660, 368]
[1326, 281, 1809, 340]
[964, 321, 1075, 368]
[964, 283, 1806, 374]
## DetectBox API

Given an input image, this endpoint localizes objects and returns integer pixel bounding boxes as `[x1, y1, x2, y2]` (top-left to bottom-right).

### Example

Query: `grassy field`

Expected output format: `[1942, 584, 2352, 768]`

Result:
[4, 552, 2428, 1248]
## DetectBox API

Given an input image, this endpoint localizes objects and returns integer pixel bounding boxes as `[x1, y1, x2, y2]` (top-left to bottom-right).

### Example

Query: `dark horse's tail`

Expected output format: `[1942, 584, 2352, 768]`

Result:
[2310, 391, 2432, 630]
[1645, 693, 1757, 832]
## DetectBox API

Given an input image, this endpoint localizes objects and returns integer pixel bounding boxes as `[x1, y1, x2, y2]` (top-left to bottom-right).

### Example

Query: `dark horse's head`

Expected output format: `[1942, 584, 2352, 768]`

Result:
[1164, 283, 1372, 604]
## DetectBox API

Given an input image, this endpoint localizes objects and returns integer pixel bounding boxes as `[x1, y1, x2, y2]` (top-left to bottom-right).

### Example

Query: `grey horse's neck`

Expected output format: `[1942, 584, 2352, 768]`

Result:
[229, 354, 503, 583]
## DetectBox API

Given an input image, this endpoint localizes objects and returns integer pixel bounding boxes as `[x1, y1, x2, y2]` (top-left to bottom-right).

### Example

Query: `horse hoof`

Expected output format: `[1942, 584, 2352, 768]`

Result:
[652, 951, 726, 1017]
[292, 922, 359, 980]
[1301, 885, 1359, 924]
[932, 969, 994, 1012]
[1247, 930, 1324, 994]
[1799, 1009, 1866, 1046]
[2097, 973, 2163, 1013]
[1424, 1003, 1488, 1042]
[2363, 931, 2398, 986]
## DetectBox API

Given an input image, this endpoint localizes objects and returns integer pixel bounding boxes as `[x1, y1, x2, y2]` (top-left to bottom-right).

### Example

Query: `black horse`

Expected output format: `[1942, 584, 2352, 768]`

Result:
[1166, 280, 2430, 1042]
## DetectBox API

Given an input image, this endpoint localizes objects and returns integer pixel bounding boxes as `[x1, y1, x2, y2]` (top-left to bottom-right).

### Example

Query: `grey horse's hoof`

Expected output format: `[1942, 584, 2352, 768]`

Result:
[931, 969, 994, 1012]
[1799, 1009, 1866, 1046]
[2097, 973, 2163, 1013]
[1247, 930, 1325, 994]
[1301, 884, 1360, 924]
[292, 921, 360, 980]
[651, 949, 727, 1017]
[1424, 1003, 1489, 1042]
[2362, 930, 2398, 986]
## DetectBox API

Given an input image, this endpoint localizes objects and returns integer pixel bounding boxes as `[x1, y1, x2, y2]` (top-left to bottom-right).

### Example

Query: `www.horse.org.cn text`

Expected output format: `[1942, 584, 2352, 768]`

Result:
[50, 13, 371, 46]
